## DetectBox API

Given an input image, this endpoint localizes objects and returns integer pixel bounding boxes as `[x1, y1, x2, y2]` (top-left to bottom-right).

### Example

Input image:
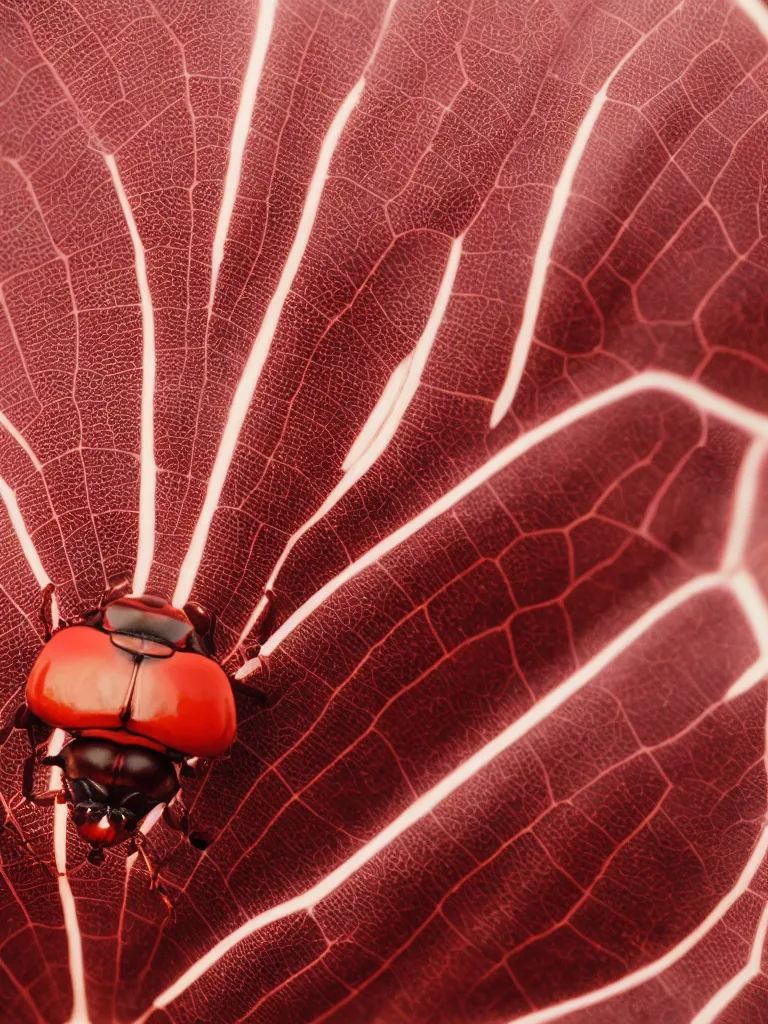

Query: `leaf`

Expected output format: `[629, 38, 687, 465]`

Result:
[1, 1, 768, 1023]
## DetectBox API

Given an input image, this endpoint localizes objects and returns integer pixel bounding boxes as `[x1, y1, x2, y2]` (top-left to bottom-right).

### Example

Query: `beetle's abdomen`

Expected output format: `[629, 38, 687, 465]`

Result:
[26, 625, 236, 757]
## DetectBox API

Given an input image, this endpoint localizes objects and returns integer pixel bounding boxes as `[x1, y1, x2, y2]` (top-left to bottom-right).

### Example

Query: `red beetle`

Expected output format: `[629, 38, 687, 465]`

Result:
[5, 575, 266, 885]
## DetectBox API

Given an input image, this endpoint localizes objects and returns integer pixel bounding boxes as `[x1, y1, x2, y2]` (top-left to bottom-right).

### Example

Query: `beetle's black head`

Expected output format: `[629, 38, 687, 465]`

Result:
[51, 737, 179, 857]
[70, 796, 136, 856]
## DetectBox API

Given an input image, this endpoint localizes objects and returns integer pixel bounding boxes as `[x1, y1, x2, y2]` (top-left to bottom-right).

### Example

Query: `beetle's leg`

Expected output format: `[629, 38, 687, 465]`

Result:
[15, 702, 44, 736]
[133, 833, 163, 886]
[21, 752, 35, 802]
[162, 795, 213, 850]
[22, 770, 61, 806]
[256, 588, 276, 640]
[230, 677, 270, 706]
[39, 583, 55, 641]
[227, 592, 275, 680]
[23, 790, 62, 807]
[162, 796, 189, 836]
[40, 754, 64, 768]
[15, 705, 53, 801]
[21, 741, 65, 803]
[230, 647, 271, 706]
[183, 600, 217, 657]
[230, 589, 276, 664]
[0, 703, 54, 799]
[67, 571, 134, 631]
[133, 833, 174, 918]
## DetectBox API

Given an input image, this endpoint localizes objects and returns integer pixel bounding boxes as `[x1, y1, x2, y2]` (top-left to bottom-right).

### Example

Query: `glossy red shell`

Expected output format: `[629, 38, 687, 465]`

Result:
[26, 624, 236, 757]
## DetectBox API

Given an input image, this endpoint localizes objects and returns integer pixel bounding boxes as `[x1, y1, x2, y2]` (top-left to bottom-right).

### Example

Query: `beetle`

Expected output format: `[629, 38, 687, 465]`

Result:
[4, 574, 267, 897]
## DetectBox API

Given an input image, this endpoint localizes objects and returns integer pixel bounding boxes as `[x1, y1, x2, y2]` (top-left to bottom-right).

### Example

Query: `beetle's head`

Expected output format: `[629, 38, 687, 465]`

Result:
[71, 800, 136, 856]
[50, 737, 179, 860]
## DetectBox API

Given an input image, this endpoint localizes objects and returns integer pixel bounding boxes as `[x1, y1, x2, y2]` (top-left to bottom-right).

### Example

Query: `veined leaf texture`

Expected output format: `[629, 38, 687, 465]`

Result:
[2, 1, 768, 1021]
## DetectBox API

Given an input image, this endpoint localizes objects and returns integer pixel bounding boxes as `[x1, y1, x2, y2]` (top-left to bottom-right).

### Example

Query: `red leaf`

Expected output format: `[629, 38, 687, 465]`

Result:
[2, 1, 768, 1022]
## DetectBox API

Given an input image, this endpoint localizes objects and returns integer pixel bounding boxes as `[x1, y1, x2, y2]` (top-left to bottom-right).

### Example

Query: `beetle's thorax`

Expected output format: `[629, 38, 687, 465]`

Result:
[100, 594, 196, 650]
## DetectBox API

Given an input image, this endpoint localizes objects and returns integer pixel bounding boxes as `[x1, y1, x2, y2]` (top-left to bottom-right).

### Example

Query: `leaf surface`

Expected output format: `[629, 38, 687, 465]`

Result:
[1, 1, 768, 1023]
